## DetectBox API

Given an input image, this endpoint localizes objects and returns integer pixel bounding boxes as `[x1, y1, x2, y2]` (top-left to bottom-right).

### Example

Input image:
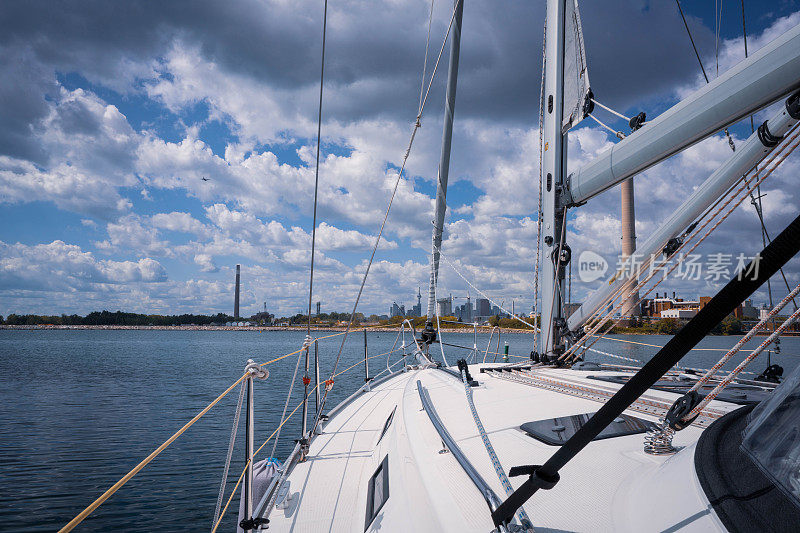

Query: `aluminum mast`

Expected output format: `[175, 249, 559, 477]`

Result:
[539, 0, 569, 356]
[426, 0, 464, 321]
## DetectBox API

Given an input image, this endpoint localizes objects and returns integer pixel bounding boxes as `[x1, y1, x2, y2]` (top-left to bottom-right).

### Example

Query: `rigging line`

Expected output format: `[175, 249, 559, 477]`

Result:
[433, 242, 539, 331]
[332, 347, 404, 379]
[419, 0, 464, 115]
[459, 368, 534, 531]
[739, 1, 794, 320]
[482, 326, 499, 363]
[585, 332, 754, 352]
[750, 192, 798, 311]
[419, 0, 436, 113]
[687, 282, 800, 395]
[587, 113, 624, 139]
[386, 328, 404, 372]
[715, 0, 722, 78]
[533, 15, 546, 353]
[211, 381, 246, 530]
[211, 388, 319, 533]
[224, 368, 439, 531]
[590, 98, 631, 122]
[306, 0, 329, 340]
[741, 0, 755, 134]
[270, 347, 304, 460]
[687, 305, 800, 421]
[675, 0, 709, 83]
[311, 0, 465, 435]
[60, 373, 249, 533]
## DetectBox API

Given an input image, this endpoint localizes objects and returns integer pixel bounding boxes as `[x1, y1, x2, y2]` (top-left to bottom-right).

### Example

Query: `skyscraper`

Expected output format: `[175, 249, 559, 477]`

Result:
[410, 287, 422, 317]
[436, 297, 452, 317]
[390, 302, 404, 318]
[477, 298, 491, 317]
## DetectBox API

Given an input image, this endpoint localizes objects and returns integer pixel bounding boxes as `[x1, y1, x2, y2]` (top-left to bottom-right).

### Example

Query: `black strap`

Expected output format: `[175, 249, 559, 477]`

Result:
[492, 212, 800, 527]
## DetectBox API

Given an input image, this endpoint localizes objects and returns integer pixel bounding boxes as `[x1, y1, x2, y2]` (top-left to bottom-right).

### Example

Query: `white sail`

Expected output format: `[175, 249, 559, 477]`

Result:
[562, 0, 591, 133]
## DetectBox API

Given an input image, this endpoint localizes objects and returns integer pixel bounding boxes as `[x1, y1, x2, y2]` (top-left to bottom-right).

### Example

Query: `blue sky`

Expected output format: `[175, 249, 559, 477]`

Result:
[1, 0, 800, 318]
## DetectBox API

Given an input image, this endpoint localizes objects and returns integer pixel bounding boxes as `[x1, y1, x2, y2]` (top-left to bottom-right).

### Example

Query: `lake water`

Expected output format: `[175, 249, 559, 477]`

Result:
[1, 329, 798, 531]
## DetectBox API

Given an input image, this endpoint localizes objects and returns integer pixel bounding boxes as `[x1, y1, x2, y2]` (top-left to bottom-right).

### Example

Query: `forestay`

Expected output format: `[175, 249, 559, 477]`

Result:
[562, 0, 591, 133]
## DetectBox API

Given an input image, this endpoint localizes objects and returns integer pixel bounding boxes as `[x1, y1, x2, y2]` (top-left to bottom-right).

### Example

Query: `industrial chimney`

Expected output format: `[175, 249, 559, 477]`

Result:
[234, 264, 241, 319]
[620, 178, 639, 321]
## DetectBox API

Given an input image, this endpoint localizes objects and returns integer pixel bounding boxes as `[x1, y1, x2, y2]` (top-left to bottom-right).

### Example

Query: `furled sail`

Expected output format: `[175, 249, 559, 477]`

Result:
[562, 0, 591, 133]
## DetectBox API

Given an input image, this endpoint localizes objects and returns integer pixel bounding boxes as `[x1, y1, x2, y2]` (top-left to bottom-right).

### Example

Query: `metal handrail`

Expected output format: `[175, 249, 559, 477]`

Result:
[416, 380, 512, 532]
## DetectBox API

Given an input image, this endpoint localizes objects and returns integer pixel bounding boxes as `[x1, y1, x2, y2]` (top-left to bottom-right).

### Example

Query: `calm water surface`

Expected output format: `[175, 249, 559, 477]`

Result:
[1, 329, 798, 531]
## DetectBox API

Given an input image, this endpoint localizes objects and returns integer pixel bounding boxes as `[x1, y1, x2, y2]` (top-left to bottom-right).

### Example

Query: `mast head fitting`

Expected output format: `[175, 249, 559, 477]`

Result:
[786, 90, 800, 120]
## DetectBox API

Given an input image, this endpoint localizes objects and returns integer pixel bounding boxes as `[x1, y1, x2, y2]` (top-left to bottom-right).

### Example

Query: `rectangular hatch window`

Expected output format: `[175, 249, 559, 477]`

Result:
[520, 412, 653, 446]
[365, 455, 389, 530]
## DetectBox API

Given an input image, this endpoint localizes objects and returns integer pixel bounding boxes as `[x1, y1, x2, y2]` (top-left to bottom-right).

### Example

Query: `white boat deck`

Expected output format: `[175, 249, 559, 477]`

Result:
[266, 363, 742, 532]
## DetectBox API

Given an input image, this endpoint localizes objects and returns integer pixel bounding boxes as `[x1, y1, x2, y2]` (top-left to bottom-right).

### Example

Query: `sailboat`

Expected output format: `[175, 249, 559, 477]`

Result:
[59, 1, 800, 532]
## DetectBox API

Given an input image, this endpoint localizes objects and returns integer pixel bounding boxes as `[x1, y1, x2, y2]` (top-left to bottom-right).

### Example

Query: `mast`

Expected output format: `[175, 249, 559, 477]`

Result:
[539, 0, 569, 356]
[426, 0, 464, 321]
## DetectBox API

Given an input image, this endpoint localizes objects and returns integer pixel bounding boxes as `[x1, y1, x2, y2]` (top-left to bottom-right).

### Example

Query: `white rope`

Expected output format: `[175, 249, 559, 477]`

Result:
[587, 113, 625, 139]
[590, 98, 631, 122]
[433, 243, 540, 331]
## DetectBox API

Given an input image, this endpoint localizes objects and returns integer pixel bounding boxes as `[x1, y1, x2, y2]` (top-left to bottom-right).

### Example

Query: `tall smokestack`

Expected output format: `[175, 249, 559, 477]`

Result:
[234, 264, 241, 319]
[620, 178, 639, 319]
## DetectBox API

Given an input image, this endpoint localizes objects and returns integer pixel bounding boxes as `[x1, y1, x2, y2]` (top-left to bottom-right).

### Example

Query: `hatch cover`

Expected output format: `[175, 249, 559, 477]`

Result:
[520, 412, 654, 446]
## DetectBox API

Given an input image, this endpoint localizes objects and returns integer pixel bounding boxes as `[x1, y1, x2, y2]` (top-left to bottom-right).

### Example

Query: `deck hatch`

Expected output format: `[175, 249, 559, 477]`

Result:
[377, 407, 396, 444]
[520, 412, 653, 446]
[365, 455, 389, 530]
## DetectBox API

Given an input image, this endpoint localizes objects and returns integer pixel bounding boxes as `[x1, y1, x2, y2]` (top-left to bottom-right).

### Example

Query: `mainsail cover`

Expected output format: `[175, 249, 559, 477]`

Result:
[562, 0, 591, 133]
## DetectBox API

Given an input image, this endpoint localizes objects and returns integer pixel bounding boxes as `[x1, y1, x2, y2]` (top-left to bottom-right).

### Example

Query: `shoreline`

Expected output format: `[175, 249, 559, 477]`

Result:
[0, 324, 519, 333]
[1, 324, 795, 336]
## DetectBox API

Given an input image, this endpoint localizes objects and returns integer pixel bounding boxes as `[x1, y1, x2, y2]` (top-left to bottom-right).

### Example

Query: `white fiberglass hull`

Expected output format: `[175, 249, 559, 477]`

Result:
[265, 363, 742, 532]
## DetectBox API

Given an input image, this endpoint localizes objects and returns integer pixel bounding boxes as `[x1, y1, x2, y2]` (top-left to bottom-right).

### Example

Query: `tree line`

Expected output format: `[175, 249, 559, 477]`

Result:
[1, 311, 236, 326]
